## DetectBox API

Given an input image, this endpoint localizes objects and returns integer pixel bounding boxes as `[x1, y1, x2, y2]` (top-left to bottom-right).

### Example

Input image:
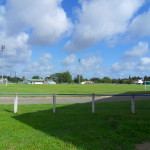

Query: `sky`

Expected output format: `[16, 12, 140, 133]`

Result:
[0, 0, 150, 79]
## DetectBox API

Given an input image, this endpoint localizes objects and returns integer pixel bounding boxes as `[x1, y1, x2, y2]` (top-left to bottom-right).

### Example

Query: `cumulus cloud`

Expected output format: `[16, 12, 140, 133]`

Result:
[62, 54, 76, 66]
[0, 0, 73, 77]
[0, 6, 6, 29]
[5, 0, 72, 45]
[112, 61, 136, 72]
[81, 56, 102, 68]
[0, 32, 31, 73]
[61, 55, 102, 78]
[140, 57, 150, 65]
[137, 57, 150, 71]
[129, 8, 150, 37]
[124, 41, 149, 58]
[65, 0, 144, 53]
[112, 41, 150, 73]
[23, 53, 54, 77]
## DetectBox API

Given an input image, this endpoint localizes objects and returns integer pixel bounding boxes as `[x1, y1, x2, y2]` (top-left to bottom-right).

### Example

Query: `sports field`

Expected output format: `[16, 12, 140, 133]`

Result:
[0, 84, 148, 95]
[0, 84, 150, 150]
[0, 101, 150, 150]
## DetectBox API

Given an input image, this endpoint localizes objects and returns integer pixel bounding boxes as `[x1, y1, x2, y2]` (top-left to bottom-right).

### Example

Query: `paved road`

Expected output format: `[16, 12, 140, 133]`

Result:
[0, 96, 150, 104]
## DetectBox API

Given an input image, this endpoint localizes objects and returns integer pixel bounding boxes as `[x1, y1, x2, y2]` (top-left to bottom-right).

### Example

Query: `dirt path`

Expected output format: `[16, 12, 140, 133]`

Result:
[0, 95, 150, 104]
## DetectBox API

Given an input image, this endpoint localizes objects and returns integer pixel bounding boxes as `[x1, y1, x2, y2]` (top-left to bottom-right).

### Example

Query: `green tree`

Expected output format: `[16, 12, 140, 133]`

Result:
[62, 71, 72, 83]
[102, 77, 112, 83]
[74, 75, 84, 83]
[50, 72, 72, 83]
[32, 76, 41, 79]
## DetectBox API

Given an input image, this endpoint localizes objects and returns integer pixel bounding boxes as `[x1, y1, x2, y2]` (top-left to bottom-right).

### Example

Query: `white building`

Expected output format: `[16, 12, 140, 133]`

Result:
[133, 79, 143, 85]
[24, 79, 56, 84]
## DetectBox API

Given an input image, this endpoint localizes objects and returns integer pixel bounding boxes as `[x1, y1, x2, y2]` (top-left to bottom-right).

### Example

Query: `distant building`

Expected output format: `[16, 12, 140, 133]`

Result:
[81, 81, 94, 84]
[133, 79, 143, 85]
[23, 79, 56, 84]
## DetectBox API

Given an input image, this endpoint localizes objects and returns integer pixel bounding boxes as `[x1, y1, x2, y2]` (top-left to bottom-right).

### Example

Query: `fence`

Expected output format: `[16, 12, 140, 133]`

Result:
[0, 93, 150, 114]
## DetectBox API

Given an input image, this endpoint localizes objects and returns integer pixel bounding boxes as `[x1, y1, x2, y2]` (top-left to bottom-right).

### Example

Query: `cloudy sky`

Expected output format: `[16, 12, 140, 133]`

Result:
[0, 0, 150, 79]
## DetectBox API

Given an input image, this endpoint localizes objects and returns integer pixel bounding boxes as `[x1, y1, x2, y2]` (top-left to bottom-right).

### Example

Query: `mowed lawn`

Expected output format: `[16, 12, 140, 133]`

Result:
[0, 84, 149, 95]
[0, 100, 150, 150]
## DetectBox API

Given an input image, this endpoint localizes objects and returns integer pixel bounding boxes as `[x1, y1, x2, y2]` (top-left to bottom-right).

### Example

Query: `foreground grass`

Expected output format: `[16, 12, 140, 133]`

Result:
[0, 84, 149, 96]
[0, 100, 150, 150]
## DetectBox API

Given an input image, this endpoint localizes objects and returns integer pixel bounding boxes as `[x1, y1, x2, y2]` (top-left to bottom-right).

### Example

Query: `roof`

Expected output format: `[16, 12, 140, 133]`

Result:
[26, 79, 45, 82]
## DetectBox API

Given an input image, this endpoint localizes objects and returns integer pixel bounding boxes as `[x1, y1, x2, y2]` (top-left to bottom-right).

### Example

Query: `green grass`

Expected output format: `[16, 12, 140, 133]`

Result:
[0, 100, 150, 150]
[0, 84, 149, 96]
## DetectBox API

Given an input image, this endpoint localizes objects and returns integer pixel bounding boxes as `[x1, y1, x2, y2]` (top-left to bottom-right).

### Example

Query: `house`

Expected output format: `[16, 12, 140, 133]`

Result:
[81, 81, 94, 84]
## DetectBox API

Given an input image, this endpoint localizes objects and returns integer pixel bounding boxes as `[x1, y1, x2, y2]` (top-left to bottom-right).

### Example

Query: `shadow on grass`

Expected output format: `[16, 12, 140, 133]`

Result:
[4, 109, 13, 113]
[13, 98, 150, 150]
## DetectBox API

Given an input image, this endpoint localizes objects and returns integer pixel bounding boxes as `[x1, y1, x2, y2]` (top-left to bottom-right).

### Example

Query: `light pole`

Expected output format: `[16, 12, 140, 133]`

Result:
[78, 59, 80, 84]
[1, 45, 5, 85]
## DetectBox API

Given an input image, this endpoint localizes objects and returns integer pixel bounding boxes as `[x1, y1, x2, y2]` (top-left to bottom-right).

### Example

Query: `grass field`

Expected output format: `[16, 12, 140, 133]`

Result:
[0, 100, 150, 150]
[0, 84, 149, 95]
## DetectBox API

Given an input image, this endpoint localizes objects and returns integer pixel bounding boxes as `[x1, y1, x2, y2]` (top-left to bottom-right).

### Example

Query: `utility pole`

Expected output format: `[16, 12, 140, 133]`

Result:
[1, 45, 5, 85]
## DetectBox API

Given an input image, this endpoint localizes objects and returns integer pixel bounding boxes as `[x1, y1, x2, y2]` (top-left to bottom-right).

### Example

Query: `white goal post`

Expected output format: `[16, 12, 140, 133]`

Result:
[144, 81, 150, 90]
[0, 78, 8, 86]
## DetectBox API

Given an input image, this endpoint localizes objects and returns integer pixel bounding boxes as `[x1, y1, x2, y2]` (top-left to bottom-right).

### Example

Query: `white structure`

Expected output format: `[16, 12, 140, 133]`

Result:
[47, 80, 56, 84]
[24, 79, 56, 84]
[133, 79, 143, 85]
[0, 78, 8, 86]
[81, 81, 94, 84]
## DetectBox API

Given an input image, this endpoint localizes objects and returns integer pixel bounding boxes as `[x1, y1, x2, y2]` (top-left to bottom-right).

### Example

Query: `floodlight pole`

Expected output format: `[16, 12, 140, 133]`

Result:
[78, 59, 80, 84]
[1, 45, 5, 85]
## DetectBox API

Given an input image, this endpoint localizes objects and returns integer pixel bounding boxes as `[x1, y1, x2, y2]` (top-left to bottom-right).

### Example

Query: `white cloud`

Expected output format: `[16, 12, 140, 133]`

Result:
[61, 55, 102, 78]
[65, 0, 144, 52]
[5, 0, 72, 45]
[139, 57, 150, 65]
[112, 41, 149, 73]
[81, 56, 102, 68]
[137, 57, 150, 71]
[62, 54, 76, 66]
[0, 6, 6, 29]
[23, 53, 54, 78]
[129, 8, 150, 37]
[124, 41, 149, 58]
[0, 32, 31, 74]
[112, 61, 135, 72]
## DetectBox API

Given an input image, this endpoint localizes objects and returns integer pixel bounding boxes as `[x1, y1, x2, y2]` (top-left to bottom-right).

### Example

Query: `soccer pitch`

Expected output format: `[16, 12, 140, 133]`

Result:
[0, 84, 148, 95]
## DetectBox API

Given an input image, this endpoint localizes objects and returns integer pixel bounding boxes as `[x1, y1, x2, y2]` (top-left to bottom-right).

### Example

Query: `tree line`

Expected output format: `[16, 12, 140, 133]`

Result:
[1, 73, 150, 84]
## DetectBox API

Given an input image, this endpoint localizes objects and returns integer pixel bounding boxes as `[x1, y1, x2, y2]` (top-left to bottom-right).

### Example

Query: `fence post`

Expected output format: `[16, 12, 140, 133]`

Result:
[14, 93, 18, 113]
[131, 94, 135, 114]
[92, 93, 95, 113]
[53, 95, 56, 114]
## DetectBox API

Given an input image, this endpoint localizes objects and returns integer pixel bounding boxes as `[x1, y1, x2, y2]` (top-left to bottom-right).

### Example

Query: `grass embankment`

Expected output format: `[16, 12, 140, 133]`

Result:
[0, 84, 148, 96]
[0, 100, 150, 150]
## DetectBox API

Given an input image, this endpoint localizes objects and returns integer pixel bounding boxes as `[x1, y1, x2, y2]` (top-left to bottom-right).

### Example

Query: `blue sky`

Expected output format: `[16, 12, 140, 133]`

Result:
[0, 0, 150, 79]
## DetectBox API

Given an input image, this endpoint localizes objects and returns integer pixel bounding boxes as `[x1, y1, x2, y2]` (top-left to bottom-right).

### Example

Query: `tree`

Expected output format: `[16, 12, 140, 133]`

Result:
[32, 76, 41, 79]
[50, 72, 72, 83]
[62, 71, 72, 83]
[74, 75, 84, 83]
[102, 77, 112, 83]
[90, 78, 100, 83]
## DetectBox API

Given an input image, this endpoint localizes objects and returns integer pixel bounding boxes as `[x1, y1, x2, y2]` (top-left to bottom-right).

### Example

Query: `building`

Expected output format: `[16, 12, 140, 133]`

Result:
[23, 79, 56, 84]
[81, 81, 94, 84]
[23, 79, 45, 84]
[133, 79, 143, 85]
